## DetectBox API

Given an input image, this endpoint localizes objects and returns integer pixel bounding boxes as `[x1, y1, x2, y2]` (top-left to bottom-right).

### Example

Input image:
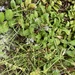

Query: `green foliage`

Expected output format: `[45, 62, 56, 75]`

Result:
[69, 40, 75, 46]
[0, 12, 4, 23]
[52, 69, 60, 75]
[66, 50, 75, 57]
[28, 3, 37, 9]
[0, 22, 9, 33]
[8, 19, 16, 28]
[10, 0, 16, 9]
[16, 0, 22, 5]
[5, 9, 13, 20]
[25, 0, 31, 6]
[0, 0, 75, 75]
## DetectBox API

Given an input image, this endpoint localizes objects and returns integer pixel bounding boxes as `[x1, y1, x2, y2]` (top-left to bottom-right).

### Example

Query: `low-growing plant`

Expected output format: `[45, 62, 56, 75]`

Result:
[0, 0, 75, 75]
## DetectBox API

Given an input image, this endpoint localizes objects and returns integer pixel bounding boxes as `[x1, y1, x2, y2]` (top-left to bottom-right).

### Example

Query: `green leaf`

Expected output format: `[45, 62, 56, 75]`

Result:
[61, 39, 68, 44]
[25, 0, 31, 6]
[69, 40, 75, 46]
[52, 69, 60, 75]
[28, 3, 37, 9]
[57, 1, 62, 5]
[10, 0, 16, 9]
[0, 12, 4, 23]
[8, 19, 16, 28]
[35, 18, 41, 25]
[33, 44, 40, 50]
[62, 28, 70, 35]
[54, 18, 60, 26]
[43, 13, 49, 24]
[53, 4, 59, 11]
[29, 27, 34, 33]
[47, 5, 51, 13]
[55, 38, 60, 45]
[40, 4, 46, 13]
[44, 36, 48, 42]
[5, 9, 13, 20]
[19, 29, 30, 36]
[2, 22, 9, 33]
[45, 53, 53, 60]
[51, 12, 57, 18]
[0, 22, 9, 34]
[18, 15, 24, 29]
[36, 33, 41, 43]
[16, 0, 22, 4]
[41, 0, 47, 4]
[67, 51, 75, 57]
[34, 11, 38, 18]
[30, 68, 40, 75]
[42, 41, 47, 48]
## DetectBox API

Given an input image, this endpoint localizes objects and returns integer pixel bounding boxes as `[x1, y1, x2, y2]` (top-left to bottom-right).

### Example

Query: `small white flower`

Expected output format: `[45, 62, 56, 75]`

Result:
[30, 38, 34, 42]
[44, 26, 49, 31]
[26, 38, 30, 44]
[35, 44, 38, 46]
[35, 18, 39, 22]
[0, 6, 5, 11]
[26, 42, 30, 44]
[26, 38, 34, 44]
